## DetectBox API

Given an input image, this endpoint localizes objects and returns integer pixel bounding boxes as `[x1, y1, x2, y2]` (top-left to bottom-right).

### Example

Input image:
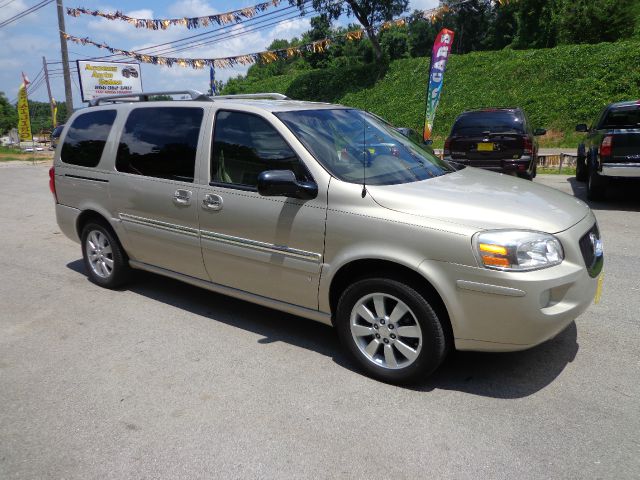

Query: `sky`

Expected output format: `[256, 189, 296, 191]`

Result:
[0, 0, 438, 107]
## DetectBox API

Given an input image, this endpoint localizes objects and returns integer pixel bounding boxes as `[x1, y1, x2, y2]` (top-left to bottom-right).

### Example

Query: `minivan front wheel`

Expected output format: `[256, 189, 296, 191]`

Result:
[336, 278, 448, 384]
[81, 222, 130, 289]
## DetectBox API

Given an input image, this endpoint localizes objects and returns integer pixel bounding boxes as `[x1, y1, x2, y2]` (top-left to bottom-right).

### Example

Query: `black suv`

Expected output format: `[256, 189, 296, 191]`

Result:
[443, 108, 546, 180]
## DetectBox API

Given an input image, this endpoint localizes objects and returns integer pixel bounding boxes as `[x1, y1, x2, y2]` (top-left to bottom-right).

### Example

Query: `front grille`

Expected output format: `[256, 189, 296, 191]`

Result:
[579, 224, 604, 278]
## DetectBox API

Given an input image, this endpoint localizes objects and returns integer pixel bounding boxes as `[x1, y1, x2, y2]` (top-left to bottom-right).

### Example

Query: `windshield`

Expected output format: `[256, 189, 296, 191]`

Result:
[275, 109, 455, 185]
[600, 106, 640, 129]
[452, 111, 525, 135]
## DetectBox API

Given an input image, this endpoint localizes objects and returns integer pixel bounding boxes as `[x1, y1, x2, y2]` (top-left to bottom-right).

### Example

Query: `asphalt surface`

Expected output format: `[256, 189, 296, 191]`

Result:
[1, 165, 639, 479]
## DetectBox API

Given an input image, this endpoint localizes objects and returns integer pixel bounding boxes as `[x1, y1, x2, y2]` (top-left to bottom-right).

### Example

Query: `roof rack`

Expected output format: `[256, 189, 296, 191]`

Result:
[213, 93, 290, 100]
[89, 90, 211, 106]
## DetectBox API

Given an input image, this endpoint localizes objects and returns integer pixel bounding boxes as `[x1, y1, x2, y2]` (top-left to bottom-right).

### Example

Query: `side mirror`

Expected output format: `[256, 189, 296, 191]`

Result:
[575, 124, 588, 133]
[534, 128, 547, 136]
[257, 170, 318, 200]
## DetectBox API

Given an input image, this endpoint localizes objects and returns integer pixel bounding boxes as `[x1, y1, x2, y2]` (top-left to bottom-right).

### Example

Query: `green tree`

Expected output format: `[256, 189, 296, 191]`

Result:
[289, 0, 409, 61]
[0, 92, 18, 135]
[555, 0, 635, 45]
[441, 0, 492, 53]
[482, 1, 518, 50]
[407, 11, 438, 58]
[380, 25, 409, 60]
[511, 0, 558, 49]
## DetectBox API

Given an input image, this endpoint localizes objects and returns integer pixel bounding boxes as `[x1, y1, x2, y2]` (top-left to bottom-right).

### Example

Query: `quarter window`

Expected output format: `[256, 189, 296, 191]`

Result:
[61, 110, 116, 167]
[116, 107, 203, 182]
[211, 110, 307, 187]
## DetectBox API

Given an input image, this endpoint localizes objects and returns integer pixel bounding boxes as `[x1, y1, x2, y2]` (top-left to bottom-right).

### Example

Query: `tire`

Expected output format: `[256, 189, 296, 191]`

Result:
[587, 166, 607, 201]
[335, 278, 449, 384]
[576, 156, 587, 182]
[81, 222, 131, 289]
[517, 161, 535, 181]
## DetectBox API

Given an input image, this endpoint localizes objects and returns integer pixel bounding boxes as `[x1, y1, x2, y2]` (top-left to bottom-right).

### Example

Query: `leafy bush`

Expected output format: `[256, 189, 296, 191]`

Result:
[222, 41, 640, 147]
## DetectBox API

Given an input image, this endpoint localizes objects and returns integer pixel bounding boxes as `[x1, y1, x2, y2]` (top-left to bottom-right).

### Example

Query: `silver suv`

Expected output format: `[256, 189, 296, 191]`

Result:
[51, 91, 603, 383]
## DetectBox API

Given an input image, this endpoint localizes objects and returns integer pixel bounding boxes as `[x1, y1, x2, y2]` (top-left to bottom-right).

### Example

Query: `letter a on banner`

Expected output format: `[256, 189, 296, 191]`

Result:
[423, 29, 455, 142]
[17, 72, 33, 142]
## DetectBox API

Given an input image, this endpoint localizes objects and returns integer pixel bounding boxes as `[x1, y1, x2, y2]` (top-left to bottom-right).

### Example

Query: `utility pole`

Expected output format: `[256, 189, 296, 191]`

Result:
[56, 0, 74, 120]
[42, 57, 56, 129]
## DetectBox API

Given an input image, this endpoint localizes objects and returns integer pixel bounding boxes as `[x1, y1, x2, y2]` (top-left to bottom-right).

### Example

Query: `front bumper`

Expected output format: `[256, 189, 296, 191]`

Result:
[419, 212, 601, 352]
[601, 163, 640, 178]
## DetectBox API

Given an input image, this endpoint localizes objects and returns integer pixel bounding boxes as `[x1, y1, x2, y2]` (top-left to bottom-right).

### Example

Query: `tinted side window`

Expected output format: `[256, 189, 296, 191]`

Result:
[211, 110, 307, 187]
[61, 110, 116, 167]
[116, 107, 203, 182]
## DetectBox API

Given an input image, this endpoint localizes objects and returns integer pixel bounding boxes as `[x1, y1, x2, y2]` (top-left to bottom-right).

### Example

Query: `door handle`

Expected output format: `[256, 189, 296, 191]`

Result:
[173, 189, 192, 205]
[202, 193, 223, 211]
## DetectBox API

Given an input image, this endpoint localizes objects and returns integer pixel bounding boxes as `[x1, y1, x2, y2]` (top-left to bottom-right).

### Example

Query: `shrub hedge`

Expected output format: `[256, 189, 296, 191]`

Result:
[222, 41, 640, 147]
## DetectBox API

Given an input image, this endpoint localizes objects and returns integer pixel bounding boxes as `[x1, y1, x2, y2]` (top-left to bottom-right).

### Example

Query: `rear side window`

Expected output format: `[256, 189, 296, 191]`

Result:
[61, 110, 116, 167]
[600, 106, 640, 129]
[211, 110, 307, 187]
[116, 107, 203, 182]
[452, 111, 525, 136]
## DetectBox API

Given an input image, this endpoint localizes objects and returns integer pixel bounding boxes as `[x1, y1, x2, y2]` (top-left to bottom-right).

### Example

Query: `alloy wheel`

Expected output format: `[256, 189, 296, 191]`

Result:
[350, 293, 423, 370]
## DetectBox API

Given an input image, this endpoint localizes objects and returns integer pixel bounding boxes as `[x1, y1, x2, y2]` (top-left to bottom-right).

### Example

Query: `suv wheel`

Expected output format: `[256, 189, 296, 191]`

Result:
[336, 278, 448, 384]
[576, 155, 587, 182]
[587, 166, 606, 201]
[81, 222, 131, 289]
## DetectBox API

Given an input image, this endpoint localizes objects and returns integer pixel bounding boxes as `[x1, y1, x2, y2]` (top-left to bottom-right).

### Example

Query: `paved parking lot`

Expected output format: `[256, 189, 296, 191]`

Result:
[1, 165, 639, 479]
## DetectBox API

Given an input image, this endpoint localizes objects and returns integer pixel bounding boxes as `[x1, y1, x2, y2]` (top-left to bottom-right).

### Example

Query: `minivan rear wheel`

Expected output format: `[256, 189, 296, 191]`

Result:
[81, 222, 131, 289]
[336, 278, 448, 384]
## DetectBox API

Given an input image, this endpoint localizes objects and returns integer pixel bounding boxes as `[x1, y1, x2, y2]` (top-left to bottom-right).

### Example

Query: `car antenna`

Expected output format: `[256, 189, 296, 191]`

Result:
[361, 113, 367, 198]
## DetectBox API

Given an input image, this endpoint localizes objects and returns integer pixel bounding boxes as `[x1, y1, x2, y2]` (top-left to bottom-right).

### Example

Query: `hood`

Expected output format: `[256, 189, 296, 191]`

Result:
[367, 167, 589, 233]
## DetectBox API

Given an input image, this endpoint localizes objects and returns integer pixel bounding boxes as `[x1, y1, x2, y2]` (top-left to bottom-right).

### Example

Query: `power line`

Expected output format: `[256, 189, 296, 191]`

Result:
[0, 0, 54, 29]
[0, 0, 20, 9]
[92, 1, 312, 62]
[53, 0, 312, 64]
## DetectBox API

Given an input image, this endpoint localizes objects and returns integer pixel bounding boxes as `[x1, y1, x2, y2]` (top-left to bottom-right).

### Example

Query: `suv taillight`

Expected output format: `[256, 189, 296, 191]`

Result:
[49, 166, 57, 203]
[444, 137, 451, 156]
[600, 135, 613, 157]
[523, 136, 533, 155]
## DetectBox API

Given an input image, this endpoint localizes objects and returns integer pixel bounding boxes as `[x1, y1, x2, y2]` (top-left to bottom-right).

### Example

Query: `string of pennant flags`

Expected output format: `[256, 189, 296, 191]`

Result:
[66, 0, 284, 30]
[63, 0, 514, 70]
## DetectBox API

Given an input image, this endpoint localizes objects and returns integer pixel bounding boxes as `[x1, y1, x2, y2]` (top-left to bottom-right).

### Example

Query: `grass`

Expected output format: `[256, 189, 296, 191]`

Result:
[224, 41, 640, 148]
[0, 146, 28, 155]
[537, 166, 577, 175]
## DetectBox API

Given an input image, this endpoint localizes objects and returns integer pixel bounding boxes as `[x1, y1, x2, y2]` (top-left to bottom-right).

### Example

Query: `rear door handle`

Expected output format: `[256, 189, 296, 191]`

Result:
[173, 189, 192, 205]
[202, 193, 223, 211]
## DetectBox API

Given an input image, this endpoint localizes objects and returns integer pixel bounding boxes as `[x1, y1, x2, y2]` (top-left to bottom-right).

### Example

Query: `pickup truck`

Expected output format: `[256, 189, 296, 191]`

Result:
[576, 100, 640, 200]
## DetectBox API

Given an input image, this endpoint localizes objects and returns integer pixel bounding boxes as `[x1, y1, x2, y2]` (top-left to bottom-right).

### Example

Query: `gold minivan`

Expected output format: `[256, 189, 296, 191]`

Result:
[51, 91, 603, 383]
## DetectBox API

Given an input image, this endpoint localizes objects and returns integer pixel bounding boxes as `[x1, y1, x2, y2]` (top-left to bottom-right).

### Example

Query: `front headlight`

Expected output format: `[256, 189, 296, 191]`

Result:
[473, 230, 564, 271]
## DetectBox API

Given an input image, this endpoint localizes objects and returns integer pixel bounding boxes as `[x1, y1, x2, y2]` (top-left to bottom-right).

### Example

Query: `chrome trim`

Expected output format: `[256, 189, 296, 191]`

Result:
[601, 163, 640, 178]
[200, 229, 322, 263]
[119, 213, 199, 237]
[456, 280, 526, 297]
[119, 213, 322, 263]
[129, 260, 332, 326]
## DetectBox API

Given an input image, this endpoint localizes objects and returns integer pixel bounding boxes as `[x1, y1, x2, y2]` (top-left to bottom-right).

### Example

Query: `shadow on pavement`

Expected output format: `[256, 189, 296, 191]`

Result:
[567, 177, 640, 212]
[67, 259, 579, 399]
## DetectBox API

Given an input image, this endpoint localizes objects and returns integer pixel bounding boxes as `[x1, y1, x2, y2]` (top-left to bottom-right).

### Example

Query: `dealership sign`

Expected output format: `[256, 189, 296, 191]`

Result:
[76, 60, 142, 102]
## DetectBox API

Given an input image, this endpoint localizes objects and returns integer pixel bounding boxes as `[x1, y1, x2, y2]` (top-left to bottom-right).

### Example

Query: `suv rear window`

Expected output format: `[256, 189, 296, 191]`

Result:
[61, 110, 116, 167]
[451, 111, 525, 135]
[600, 106, 640, 129]
[116, 107, 203, 183]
